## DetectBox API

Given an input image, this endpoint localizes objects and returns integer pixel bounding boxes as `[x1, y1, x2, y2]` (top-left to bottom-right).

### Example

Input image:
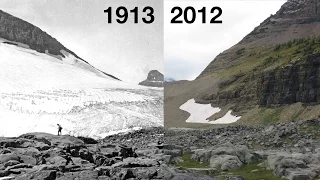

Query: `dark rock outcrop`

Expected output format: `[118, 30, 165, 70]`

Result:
[0, 10, 70, 58]
[139, 70, 164, 87]
[0, 9, 120, 81]
[257, 53, 320, 105]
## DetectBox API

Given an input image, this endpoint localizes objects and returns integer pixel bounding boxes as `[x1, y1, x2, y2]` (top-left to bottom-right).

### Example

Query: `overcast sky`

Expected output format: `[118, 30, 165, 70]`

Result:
[164, 0, 286, 80]
[0, 0, 163, 83]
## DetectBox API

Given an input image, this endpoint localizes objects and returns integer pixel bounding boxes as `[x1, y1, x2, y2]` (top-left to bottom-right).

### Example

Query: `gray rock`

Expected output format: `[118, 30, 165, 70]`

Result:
[0, 153, 20, 164]
[287, 170, 316, 180]
[111, 157, 159, 168]
[209, 155, 243, 171]
[15, 170, 56, 180]
[3, 160, 20, 168]
[244, 153, 262, 164]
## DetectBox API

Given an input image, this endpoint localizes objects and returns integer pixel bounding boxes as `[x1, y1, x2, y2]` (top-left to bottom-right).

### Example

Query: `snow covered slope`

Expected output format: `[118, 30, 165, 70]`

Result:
[0, 40, 163, 139]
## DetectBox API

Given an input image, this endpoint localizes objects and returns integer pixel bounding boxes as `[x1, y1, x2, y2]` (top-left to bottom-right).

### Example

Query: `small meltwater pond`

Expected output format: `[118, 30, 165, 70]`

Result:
[179, 99, 241, 124]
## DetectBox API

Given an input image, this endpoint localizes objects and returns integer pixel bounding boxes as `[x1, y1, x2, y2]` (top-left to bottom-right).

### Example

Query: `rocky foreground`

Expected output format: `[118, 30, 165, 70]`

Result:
[1, 119, 320, 179]
[165, 119, 320, 180]
[0, 127, 216, 180]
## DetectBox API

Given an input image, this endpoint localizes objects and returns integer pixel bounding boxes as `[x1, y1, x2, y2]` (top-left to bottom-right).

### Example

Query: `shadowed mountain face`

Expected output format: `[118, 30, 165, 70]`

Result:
[0, 9, 72, 58]
[0, 9, 120, 81]
[139, 70, 164, 87]
[165, 0, 320, 128]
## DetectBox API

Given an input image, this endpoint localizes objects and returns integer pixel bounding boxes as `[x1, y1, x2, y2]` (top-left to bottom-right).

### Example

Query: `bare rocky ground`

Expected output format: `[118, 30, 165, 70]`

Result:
[165, 119, 320, 180]
[0, 127, 217, 180]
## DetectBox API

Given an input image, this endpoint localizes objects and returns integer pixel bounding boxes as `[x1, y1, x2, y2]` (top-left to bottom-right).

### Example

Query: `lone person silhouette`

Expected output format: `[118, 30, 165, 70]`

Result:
[57, 124, 63, 136]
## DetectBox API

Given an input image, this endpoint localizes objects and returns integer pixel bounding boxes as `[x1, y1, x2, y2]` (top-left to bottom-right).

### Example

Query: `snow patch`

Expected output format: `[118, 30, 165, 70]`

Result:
[179, 99, 240, 124]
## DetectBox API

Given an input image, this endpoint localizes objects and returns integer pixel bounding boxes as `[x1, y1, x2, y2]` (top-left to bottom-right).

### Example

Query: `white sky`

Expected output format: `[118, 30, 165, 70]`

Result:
[164, 0, 286, 80]
[0, 0, 163, 83]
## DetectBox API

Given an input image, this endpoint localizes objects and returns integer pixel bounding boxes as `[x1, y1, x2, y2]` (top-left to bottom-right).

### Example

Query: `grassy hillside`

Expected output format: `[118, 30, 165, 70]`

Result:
[165, 37, 320, 128]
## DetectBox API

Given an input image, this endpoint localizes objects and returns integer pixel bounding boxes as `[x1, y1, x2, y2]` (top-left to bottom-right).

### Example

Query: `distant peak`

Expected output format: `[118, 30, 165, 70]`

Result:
[139, 70, 163, 87]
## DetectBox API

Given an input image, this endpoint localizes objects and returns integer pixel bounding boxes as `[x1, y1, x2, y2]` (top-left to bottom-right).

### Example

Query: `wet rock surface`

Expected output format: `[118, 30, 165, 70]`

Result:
[165, 119, 320, 179]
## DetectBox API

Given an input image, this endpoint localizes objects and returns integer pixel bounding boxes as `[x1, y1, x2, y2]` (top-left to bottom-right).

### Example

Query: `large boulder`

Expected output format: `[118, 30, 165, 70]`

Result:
[19, 133, 85, 149]
[192, 143, 256, 164]
[0, 153, 20, 164]
[209, 155, 243, 171]
[266, 152, 319, 179]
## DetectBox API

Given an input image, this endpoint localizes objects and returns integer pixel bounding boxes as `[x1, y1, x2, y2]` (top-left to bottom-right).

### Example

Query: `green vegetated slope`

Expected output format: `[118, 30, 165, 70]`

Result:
[199, 37, 320, 126]
[165, 0, 320, 128]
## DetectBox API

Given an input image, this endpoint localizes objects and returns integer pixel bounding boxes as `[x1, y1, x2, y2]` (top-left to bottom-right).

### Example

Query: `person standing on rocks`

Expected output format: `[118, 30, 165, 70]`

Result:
[57, 124, 63, 136]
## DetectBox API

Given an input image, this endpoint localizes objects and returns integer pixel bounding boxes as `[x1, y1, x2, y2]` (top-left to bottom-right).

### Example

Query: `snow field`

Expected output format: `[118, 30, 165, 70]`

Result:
[179, 99, 240, 124]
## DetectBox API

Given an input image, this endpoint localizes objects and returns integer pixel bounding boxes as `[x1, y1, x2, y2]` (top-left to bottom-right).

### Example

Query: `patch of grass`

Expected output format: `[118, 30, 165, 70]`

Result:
[175, 153, 210, 168]
[216, 37, 320, 94]
[261, 108, 282, 125]
[212, 163, 287, 180]
[290, 108, 305, 121]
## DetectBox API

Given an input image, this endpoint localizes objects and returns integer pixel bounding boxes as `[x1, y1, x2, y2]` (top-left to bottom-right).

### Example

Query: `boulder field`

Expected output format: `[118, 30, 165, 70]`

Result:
[0, 127, 216, 180]
[165, 119, 320, 180]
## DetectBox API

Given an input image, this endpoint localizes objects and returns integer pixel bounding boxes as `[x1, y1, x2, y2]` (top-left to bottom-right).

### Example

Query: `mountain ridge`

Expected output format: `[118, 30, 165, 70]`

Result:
[0, 9, 120, 81]
[199, 0, 320, 79]
[165, 0, 320, 128]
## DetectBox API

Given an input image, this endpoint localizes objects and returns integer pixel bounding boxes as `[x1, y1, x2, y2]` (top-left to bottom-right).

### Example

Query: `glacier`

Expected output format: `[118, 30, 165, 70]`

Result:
[0, 40, 163, 139]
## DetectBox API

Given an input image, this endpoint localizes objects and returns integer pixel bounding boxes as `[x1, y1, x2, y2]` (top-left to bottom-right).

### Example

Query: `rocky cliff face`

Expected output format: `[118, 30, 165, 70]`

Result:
[199, 51, 320, 108]
[258, 53, 320, 105]
[194, 0, 320, 109]
[139, 70, 164, 87]
[0, 10, 75, 59]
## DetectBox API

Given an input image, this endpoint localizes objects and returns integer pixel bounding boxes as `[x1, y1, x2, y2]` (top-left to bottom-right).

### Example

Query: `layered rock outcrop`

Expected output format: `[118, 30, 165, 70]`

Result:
[192, 0, 320, 109]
